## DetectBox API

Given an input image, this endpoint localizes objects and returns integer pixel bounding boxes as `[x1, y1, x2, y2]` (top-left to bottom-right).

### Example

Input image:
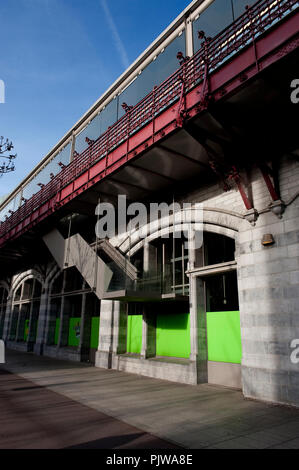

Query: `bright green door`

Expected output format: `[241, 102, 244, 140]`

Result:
[206, 310, 242, 363]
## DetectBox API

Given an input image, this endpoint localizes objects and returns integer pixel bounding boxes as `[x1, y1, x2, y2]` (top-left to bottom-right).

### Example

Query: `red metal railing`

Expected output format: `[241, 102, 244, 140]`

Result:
[0, 0, 297, 241]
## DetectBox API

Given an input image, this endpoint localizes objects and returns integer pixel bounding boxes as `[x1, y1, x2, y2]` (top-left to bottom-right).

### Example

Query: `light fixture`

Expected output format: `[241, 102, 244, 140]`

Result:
[261, 234, 275, 246]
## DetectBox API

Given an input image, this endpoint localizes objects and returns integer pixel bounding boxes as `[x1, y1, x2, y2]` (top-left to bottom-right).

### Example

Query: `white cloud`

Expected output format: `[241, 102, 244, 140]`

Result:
[100, 0, 130, 70]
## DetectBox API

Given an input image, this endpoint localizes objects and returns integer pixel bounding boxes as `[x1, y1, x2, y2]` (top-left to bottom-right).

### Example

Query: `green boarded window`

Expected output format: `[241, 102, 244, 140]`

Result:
[207, 311, 242, 364]
[54, 318, 60, 345]
[156, 313, 190, 359]
[68, 317, 81, 347]
[90, 317, 100, 349]
[127, 315, 142, 354]
[23, 319, 30, 341]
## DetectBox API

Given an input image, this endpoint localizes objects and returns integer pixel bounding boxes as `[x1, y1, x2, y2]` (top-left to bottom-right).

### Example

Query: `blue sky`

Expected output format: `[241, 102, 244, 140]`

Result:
[0, 0, 190, 197]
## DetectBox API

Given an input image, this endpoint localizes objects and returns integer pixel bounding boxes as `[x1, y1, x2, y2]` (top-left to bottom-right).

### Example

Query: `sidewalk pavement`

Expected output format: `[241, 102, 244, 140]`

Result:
[2, 349, 299, 449]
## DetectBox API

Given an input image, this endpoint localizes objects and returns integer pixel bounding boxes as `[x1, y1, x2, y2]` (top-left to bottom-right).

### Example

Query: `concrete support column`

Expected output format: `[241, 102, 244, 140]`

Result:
[8, 306, 19, 341]
[44, 298, 60, 346]
[16, 304, 27, 342]
[141, 305, 156, 359]
[188, 225, 207, 382]
[95, 300, 127, 369]
[27, 301, 35, 345]
[79, 293, 91, 361]
[33, 291, 49, 355]
[57, 296, 71, 348]
[189, 274, 208, 383]
[113, 301, 127, 356]
[236, 204, 299, 406]
[28, 300, 40, 351]
[2, 298, 13, 341]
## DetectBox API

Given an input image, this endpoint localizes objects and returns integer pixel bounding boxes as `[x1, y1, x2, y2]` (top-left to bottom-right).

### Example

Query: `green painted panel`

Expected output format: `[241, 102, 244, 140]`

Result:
[68, 317, 81, 347]
[156, 313, 190, 359]
[207, 311, 242, 364]
[90, 317, 100, 349]
[54, 318, 60, 345]
[23, 319, 30, 341]
[127, 315, 142, 354]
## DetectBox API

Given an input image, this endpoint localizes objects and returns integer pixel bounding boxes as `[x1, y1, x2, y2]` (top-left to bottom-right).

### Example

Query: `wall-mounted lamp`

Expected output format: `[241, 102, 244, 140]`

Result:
[261, 233, 275, 246]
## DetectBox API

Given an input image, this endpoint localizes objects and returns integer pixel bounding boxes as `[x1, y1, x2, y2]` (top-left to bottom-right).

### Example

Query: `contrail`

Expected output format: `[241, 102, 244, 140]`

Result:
[100, 0, 130, 70]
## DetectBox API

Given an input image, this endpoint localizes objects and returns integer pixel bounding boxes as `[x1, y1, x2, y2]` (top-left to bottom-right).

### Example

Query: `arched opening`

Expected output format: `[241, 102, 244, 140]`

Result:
[0, 285, 8, 338]
[9, 278, 42, 350]
[46, 268, 101, 363]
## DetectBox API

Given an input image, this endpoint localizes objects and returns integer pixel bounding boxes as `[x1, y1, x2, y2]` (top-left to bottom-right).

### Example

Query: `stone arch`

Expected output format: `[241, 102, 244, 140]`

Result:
[112, 207, 242, 256]
[45, 264, 61, 293]
[10, 270, 44, 302]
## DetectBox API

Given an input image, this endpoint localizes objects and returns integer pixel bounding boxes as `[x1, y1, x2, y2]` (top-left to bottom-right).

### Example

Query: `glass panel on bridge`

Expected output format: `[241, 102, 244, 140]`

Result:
[232, 0, 257, 19]
[36, 143, 71, 185]
[100, 97, 119, 135]
[118, 31, 186, 119]
[0, 190, 21, 220]
[74, 113, 102, 155]
[20, 143, 71, 204]
[192, 0, 234, 52]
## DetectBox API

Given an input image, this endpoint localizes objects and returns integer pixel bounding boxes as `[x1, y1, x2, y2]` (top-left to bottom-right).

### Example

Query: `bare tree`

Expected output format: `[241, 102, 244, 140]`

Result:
[0, 136, 16, 176]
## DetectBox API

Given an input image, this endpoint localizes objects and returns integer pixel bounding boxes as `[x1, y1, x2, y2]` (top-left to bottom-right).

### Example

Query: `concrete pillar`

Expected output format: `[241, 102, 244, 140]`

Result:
[8, 305, 19, 341]
[237, 205, 299, 407]
[141, 305, 156, 359]
[2, 297, 13, 341]
[95, 300, 127, 369]
[78, 293, 92, 361]
[26, 301, 34, 345]
[33, 291, 49, 355]
[44, 297, 61, 346]
[16, 304, 28, 342]
[28, 300, 40, 350]
[189, 227, 207, 383]
[189, 275, 208, 383]
[113, 301, 127, 356]
[57, 296, 72, 348]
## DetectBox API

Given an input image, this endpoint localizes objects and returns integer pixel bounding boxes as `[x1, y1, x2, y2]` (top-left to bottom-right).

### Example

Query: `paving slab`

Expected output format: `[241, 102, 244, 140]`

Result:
[2, 349, 299, 449]
[0, 369, 180, 449]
